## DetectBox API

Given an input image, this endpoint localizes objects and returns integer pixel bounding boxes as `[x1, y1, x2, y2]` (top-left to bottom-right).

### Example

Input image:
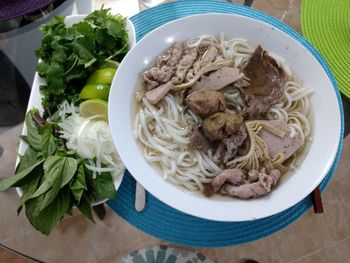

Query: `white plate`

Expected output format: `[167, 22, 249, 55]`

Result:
[16, 15, 136, 205]
[109, 14, 341, 221]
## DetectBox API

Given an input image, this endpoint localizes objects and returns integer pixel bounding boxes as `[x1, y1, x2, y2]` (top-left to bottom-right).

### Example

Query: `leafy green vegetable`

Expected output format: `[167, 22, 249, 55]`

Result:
[40, 125, 57, 158]
[0, 160, 44, 191]
[77, 196, 94, 223]
[26, 187, 70, 235]
[17, 173, 43, 215]
[70, 162, 87, 204]
[86, 169, 117, 200]
[23, 110, 42, 151]
[36, 8, 128, 112]
[16, 147, 41, 174]
[0, 7, 125, 235]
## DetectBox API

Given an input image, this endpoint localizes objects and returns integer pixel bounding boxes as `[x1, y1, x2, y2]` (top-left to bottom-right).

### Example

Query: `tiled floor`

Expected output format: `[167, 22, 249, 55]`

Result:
[1, 0, 350, 262]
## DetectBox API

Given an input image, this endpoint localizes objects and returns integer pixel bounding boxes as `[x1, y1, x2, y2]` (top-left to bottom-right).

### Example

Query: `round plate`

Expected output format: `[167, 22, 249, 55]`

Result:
[109, 13, 341, 221]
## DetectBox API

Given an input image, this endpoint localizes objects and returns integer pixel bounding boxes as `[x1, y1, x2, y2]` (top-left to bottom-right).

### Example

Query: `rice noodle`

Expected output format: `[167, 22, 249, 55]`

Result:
[135, 34, 313, 191]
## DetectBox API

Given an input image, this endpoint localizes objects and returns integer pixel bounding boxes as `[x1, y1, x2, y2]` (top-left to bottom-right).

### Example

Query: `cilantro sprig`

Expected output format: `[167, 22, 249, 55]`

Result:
[36, 8, 128, 112]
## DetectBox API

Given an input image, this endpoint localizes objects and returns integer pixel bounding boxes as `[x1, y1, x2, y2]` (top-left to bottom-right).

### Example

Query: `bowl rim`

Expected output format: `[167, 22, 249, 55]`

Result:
[109, 13, 342, 221]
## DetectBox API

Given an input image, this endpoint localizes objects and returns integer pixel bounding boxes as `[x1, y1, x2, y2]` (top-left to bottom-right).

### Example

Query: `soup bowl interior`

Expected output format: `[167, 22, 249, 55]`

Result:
[109, 14, 341, 221]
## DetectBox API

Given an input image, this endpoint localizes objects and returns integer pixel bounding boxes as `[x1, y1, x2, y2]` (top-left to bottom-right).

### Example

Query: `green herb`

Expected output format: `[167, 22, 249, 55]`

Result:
[36, 7, 128, 112]
[0, 110, 117, 235]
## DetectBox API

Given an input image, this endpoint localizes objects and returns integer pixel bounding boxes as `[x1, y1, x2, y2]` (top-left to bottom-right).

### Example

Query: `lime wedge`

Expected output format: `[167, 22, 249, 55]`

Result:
[79, 99, 108, 121]
[87, 68, 117, 84]
[79, 84, 110, 101]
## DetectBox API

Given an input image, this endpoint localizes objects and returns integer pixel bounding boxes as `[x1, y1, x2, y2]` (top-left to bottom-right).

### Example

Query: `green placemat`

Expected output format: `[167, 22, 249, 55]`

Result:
[301, 0, 350, 98]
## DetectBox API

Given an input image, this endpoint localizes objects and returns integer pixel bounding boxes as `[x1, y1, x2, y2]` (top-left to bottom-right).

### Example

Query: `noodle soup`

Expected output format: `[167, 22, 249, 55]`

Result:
[133, 34, 313, 199]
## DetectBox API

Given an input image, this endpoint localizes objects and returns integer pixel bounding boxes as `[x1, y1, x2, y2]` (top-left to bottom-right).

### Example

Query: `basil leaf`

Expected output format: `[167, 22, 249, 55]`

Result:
[43, 155, 78, 187]
[29, 180, 52, 199]
[77, 196, 94, 222]
[0, 160, 44, 191]
[35, 155, 77, 211]
[25, 111, 42, 151]
[16, 147, 41, 174]
[70, 163, 87, 204]
[86, 170, 116, 200]
[17, 172, 43, 215]
[40, 125, 57, 158]
[25, 187, 70, 235]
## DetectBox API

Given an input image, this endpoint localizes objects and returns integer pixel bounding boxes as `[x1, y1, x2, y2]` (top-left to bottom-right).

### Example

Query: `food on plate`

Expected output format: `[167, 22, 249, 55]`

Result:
[0, 8, 128, 235]
[36, 8, 128, 113]
[134, 34, 313, 199]
[79, 99, 109, 120]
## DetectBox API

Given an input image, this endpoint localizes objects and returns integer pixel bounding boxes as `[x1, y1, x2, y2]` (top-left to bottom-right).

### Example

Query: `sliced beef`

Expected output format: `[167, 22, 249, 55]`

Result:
[143, 66, 174, 90]
[240, 45, 286, 118]
[222, 169, 281, 199]
[191, 67, 242, 92]
[257, 120, 303, 161]
[237, 136, 250, 156]
[145, 81, 173, 105]
[158, 42, 184, 68]
[247, 169, 259, 183]
[202, 112, 243, 141]
[213, 142, 226, 165]
[200, 46, 218, 68]
[197, 40, 220, 54]
[172, 48, 198, 84]
[222, 125, 248, 163]
[212, 169, 245, 192]
[245, 98, 271, 119]
[190, 126, 212, 152]
[187, 90, 226, 118]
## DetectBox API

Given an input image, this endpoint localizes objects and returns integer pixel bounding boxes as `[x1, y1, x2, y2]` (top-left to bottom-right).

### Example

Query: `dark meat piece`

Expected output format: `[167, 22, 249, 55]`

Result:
[191, 67, 242, 92]
[187, 90, 226, 117]
[213, 142, 226, 164]
[203, 168, 245, 197]
[172, 48, 198, 84]
[145, 81, 173, 105]
[240, 45, 286, 119]
[158, 42, 184, 68]
[222, 169, 281, 199]
[190, 126, 212, 152]
[202, 112, 243, 141]
[222, 125, 247, 163]
[245, 98, 270, 119]
[237, 136, 250, 156]
[257, 120, 303, 160]
[143, 66, 174, 90]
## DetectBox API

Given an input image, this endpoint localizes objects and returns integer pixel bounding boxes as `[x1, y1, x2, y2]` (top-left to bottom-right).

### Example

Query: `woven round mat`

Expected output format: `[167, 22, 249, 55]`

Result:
[107, 0, 344, 247]
[301, 0, 350, 98]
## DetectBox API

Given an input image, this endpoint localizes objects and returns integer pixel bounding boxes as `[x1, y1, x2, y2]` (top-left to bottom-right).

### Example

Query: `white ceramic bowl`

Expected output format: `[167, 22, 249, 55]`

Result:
[109, 14, 341, 221]
[16, 15, 136, 204]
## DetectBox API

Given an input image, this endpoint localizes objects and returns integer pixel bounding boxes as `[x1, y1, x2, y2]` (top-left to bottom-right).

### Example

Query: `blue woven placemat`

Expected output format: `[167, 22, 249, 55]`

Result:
[107, 0, 344, 247]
